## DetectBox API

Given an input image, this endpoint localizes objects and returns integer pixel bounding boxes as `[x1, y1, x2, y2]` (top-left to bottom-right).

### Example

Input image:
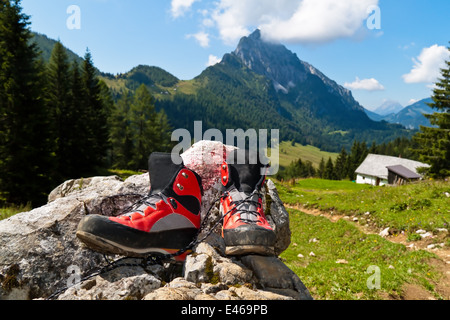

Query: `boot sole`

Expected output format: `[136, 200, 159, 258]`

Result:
[225, 245, 275, 256]
[76, 215, 197, 262]
[76, 230, 191, 262]
[223, 224, 276, 256]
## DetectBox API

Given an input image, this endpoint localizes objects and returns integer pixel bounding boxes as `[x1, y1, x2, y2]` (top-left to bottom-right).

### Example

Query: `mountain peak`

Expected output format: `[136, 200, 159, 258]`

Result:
[231, 30, 363, 112]
[248, 29, 262, 40]
[373, 100, 404, 116]
[233, 29, 306, 91]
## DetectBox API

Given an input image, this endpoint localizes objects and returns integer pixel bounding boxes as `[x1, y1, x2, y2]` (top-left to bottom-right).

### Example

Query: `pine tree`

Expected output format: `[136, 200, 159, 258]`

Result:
[289, 159, 303, 179]
[347, 141, 369, 180]
[369, 142, 377, 154]
[47, 41, 73, 180]
[99, 80, 115, 167]
[359, 141, 368, 163]
[80, 50, 109, 174]
[110, 91, 134, 169]
[129, 84, 159, 170]
[324, 157, 335, 180]
[318, 158, 325, 179]
[154, 109, 174, 153]
[304, 160, 316, 178]
[0, 0, 54, 206]
[334, 147, 348, 180]
[347, 141, 359, 180]
[68, 59, 87, 177]
[413, 45, 450, 178]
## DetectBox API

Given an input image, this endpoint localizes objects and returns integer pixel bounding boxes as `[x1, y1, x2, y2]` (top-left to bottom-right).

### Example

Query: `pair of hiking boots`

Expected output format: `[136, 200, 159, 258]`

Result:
[76, 150, 276, 262]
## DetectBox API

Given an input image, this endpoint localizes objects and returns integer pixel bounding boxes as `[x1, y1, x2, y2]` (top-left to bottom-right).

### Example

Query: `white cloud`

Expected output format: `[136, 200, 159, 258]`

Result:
[402, 44, 450, 84]
[186, 31, 210, 48]
[344, 77, 385, 91]
[171, 0, 199, 18]
[205, 0, 379, 45]
[207, 55, 221, 66]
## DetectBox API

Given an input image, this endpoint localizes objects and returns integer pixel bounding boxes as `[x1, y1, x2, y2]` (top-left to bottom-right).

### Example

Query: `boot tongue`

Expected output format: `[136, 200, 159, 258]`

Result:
[228, 150, 265, 193]
[148, 153, 184, 195]
[232, 163, 264, 193]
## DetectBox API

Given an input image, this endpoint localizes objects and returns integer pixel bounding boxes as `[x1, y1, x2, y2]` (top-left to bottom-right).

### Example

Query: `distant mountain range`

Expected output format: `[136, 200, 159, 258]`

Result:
[365, 98, 436, 129]
[373, 100, 405, 116]
[32, 29, 413, 152]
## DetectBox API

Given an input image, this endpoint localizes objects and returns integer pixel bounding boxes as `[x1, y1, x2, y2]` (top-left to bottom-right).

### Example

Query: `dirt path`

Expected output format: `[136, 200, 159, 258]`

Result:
[285, 203, 450, 300]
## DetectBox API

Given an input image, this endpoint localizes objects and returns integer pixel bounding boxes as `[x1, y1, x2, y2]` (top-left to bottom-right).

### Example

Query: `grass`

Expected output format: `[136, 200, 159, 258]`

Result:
[107, 169, 143, 180]
[0, 203, 31, 221]
[174, 80, 202, 96]
[275, 178, 450, 300]
[276, 178, 450, 234]
[99, 76, 127, 93]
[280, 208, 440, 300]
[270, 141, 339, 170]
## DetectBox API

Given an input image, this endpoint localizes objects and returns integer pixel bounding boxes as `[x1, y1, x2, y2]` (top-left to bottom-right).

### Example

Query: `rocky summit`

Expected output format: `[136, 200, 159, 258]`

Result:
[0, 141, 312, 301]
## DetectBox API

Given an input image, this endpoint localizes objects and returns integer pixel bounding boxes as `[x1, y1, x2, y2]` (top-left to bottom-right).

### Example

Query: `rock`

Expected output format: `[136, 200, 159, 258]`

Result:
[240, 255, 313, 300]
[184, 243, 247, 286]
[379, 227, 390, 238]
[0, 141, 311, 300]
[214, 290, 240, 300]
[420, 232, 433, 239]
[201, 282, 229, 295]
[182, 243, 312, 300]
[309, 252, 316, 257]
[57, 265, 162, 300]
[229, 286, 278, 300]
[144, 278, 203, 300]
[266, 179, 291, 255]
[0, 174, 134, 300]
[183, 242, 254, 287]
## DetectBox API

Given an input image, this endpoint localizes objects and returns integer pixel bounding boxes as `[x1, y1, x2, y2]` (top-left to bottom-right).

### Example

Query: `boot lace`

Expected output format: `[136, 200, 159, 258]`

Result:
[224, 190, 264, 225]
[120, 193, 168, 218]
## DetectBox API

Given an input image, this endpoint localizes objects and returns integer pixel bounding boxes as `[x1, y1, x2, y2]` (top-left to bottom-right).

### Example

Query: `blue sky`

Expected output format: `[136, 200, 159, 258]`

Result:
[21, 0, 450, 111]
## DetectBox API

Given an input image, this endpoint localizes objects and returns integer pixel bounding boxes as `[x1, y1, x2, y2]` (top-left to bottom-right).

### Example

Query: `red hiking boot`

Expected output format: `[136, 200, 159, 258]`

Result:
[220, 150, 276, 256]
[76, 153, 203, 262]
